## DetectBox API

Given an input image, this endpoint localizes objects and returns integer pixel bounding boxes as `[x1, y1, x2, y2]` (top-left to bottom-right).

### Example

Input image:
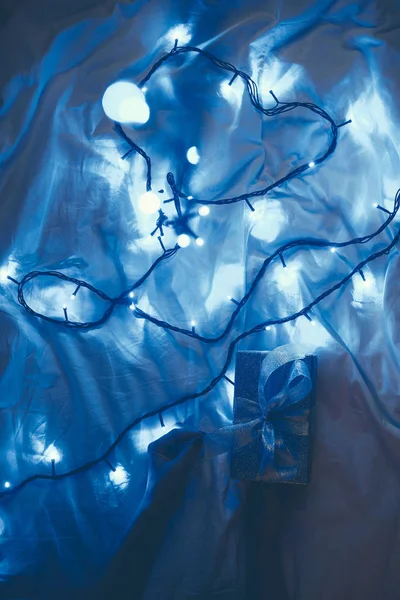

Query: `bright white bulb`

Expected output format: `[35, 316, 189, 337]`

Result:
[177, 234, 191, 248]
[191, 320, 196, 327]
[362, 277, 372, 287]
[62, 304, 67, 310]
[187, 195, 193, 200]
[71, 294, 76, 300]
[198, 206, 210, 216]
[129, 303, 136, 311]
[330, 247, 336, 253]
[166, 24, 192, 46]
[265, 326, 271, 331]
[109, 465, 129, 488]
[196, 237, 204, 247]
[129, 292, 134, 298]
[227, 295, 232, 301]
[141, 86, 148, 93]
[308, 161, 315, 168]
[102, 81, 150, 124]
[138, 191, 161, 215]
[373, 203, 378, 208]
[0, 267, 8, 282]
[4, 481, 10, 489]
[44, 445, 62, 463]
[187, 146, 200, 165]
[311, 321, 316, 326]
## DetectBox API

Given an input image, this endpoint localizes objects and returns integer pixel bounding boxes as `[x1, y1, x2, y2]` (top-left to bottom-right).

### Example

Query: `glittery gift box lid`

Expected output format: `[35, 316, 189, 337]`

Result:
[231, 350, 317, 484]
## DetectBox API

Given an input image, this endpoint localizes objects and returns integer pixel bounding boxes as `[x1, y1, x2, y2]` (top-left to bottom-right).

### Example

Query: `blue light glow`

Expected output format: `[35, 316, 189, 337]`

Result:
[348, 89, 392, 146]
[43, 444, 62, 464]
[250, 54, 302, 104]
[166, 24, 192, 46]
[109, 465, 129, 489]
[102, 81, 150, 124]
[275, 261, 301, 295]
[219, 78, 245, 113]
[293, 318, 331, 350]
[135, 415, 176, 452]
[198, 206, 209, 216]
[138, 191, 161, 214]
[249, 200, 286, 242]
[0, 261, 17, 284]
[204, 265, 243, 313]
[187, 146, 200, 165]
[177, 233, 191, 248]
[352, 270, 380, 304]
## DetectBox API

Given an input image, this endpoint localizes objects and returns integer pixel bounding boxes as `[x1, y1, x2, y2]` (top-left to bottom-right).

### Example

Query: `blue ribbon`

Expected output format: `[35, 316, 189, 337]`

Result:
[233, 345, 313, 481]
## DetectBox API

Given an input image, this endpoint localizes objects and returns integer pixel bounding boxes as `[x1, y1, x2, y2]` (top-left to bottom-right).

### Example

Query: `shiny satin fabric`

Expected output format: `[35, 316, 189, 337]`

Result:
[98, 429, 292, 600]
[1, 1, 400, 599]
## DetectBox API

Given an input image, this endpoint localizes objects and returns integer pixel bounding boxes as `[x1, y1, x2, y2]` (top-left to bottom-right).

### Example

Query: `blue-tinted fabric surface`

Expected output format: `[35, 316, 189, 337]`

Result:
[1, 0, 400, 598]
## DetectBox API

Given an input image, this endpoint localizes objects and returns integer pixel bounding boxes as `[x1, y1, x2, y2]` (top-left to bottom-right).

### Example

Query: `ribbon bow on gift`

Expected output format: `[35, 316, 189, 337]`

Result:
[255, 346, 312, 480]
[230, 345, 313, 482]
[204, 345, 313, 482]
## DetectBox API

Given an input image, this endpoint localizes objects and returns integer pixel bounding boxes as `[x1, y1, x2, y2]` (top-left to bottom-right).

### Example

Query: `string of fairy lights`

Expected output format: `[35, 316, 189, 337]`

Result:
[1, 41, 398, 498]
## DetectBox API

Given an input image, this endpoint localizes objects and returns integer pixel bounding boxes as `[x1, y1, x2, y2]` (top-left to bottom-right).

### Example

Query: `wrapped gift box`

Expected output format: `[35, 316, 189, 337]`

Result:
[231, 346, 317, 484]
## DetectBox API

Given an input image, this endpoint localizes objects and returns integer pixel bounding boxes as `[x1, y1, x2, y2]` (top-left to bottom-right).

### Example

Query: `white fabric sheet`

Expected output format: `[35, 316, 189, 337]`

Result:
[0, 0, 400, 598]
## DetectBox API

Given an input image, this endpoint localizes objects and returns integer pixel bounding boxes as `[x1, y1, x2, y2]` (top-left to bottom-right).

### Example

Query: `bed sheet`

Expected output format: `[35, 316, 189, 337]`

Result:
[1, 0, 400, 598]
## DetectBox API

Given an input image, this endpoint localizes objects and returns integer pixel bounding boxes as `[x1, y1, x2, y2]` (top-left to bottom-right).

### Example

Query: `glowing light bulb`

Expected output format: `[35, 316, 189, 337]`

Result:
[138, 191, 161, 214]
[196, 237, 204, 247]
[330, 247, 336, 253]
[109, 465, 129, 488]
[265, 326, 271, 331]
[44, 444, 62, 463]
[310, 321, 316, 326]
[308, 161, 315, 168]
[102, 81, 150, 124]
[191, 320, 196, 327]
[187, 195, 193, 200]
[62, 304, 67, 310]
[129, 304, 136, 311]
[177, 234, 191, 248]
[129, 292, 134, 298]
[362, 276, 372, 287]
[4, 481, 10, 489]
[187, 146, 200, 165]
[71, 294, 76, 300]
[373, 203, 378, 208]
[166, 24, 192, 45]
[141, 86, 148, 93]
[0, 267, 8, 282]
[227, 295, 232, 301]
[198, 206, 210, 216]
